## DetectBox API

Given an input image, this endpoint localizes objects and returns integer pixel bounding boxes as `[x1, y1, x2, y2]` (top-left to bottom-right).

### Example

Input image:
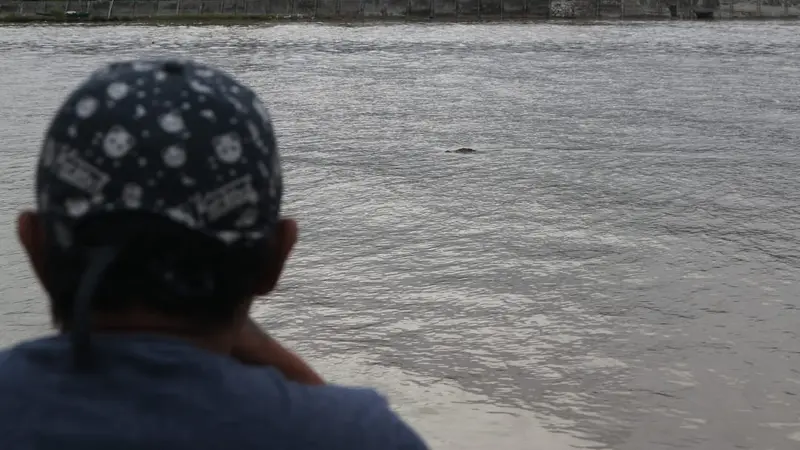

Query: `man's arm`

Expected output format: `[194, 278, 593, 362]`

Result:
[232, 319, 427, 449]
[378, 409, 430, 450]
[360, 396, 430, 449]
[231, 317, 325, 385]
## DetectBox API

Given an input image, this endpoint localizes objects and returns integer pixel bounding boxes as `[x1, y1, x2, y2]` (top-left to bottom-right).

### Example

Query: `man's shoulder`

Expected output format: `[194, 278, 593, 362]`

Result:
[0, 347, 12, 368]
[0, 337, 429, 449]
[0, 338, 52, 380]
[238, 368, 428, 449]
[294, 384, 428, 449]
[234, 364, 386, 412]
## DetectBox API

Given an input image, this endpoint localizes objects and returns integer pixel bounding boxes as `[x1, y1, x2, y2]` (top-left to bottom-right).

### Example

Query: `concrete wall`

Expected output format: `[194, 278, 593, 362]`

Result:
[0, 0, 798, 19]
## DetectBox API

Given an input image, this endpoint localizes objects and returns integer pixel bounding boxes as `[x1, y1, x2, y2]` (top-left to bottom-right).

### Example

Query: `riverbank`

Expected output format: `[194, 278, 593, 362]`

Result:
[0, 13, 632, 25]
[0, 13, 293, 24]
[2, 13, 800, 25]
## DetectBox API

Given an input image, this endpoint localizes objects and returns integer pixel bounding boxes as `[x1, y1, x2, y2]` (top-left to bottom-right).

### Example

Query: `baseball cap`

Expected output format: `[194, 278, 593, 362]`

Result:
[36, 58, 283, 367]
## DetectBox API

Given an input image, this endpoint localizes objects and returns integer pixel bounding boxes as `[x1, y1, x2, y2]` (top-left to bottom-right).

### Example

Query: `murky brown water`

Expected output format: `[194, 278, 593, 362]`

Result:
[1, 22, 799, 450]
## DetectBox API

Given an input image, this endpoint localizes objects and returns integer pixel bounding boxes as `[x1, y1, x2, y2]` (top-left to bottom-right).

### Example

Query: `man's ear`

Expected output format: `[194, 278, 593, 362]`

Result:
[18, 211, 48, 288]
[254, 218, 298, 296]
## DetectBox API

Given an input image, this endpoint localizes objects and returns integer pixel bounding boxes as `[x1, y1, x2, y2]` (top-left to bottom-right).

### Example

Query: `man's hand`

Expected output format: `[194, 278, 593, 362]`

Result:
[232, 317, 325, 386]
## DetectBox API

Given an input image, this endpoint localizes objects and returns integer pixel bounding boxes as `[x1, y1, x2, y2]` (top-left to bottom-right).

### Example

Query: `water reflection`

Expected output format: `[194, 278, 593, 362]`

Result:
[0, 22, 799, 449]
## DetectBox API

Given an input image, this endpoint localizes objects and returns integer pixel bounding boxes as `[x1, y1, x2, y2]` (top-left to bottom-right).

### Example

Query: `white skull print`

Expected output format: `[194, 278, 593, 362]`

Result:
[65, 197, 90, 218]
[200, 109, 216, 122]
[216, 231, 241, 244]
[225, 95, 245, 113]
[121, 183, 143, 208]
[271, 147, 281, 180]
[166, 207, 198, 228]
[256, 161, 269, 179]
[268, 175, 278, 199]
[159, 111, 185, 134]
[195, 68, 215, 78]
[53, 221, 73, 249]
[213, 133, 243, 164]
[134, 105, 147, 119]
[234, 208, 258, 228]
[189, 79, 213, 94]
[103, 126, 135, 159]
[41, 139, 57, 168]
[163, 145, 187, 168]
[246, 121, 269, 153]
[107, 82, 130, 101]
[132, 61, 155, 72]
[75, 97, 99, 119]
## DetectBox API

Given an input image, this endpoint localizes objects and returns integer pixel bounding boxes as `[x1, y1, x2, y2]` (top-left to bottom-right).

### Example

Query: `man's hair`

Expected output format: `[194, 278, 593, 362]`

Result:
[42, 212, 274, 331]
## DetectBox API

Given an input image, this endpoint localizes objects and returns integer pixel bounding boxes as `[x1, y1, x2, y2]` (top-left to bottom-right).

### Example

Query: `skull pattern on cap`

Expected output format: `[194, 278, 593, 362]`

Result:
[36, 59, 282, 247]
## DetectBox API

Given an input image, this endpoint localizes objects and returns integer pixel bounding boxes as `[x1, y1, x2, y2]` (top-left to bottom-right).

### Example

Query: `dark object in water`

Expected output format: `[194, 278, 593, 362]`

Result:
[694, 10, 714, 19]
[445, 147, 477, 154]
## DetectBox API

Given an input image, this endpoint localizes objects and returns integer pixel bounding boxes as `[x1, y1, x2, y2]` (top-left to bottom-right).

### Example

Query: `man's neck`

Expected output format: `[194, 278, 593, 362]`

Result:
[61, 310, 236, 355]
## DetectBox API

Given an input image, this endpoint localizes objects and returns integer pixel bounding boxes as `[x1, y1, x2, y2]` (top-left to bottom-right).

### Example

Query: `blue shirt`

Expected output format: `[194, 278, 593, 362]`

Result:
[0, 334, 429, 450]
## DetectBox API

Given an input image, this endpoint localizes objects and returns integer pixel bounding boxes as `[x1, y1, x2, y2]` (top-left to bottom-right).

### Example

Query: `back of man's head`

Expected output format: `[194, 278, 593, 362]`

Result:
[21, 59, 289, 366]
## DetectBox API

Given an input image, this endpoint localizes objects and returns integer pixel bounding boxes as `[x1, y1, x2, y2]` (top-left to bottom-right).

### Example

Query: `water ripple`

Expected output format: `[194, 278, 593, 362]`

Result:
[1, 21, 799, 450]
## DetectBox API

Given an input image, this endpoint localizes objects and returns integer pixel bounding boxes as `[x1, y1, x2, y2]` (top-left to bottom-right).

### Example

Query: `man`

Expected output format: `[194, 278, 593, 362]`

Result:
[0, 59, 429, 450]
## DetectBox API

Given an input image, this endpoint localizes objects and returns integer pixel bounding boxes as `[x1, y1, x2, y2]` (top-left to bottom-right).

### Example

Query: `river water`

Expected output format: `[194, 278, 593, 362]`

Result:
[1, 21, 799, 450]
